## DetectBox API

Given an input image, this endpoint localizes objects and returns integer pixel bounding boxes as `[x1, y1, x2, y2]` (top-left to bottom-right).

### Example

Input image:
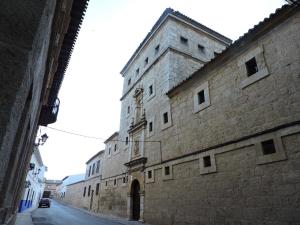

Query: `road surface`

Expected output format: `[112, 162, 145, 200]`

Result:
[32, 200, 141, 225]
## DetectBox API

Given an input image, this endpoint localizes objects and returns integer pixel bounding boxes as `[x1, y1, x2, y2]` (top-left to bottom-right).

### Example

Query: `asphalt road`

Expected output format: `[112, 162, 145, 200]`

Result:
[32, 200, 128, 225]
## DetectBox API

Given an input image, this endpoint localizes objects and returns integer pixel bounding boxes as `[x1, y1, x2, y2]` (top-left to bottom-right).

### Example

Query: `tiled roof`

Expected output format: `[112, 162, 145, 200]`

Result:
[120, 8, 232, 75]
[48, 0, 89, 105]
[167, 3, 299, 96]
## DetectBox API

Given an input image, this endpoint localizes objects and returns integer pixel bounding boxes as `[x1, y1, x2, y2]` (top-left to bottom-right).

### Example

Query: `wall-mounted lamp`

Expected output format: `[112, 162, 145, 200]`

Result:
[35, 133, 49, 146]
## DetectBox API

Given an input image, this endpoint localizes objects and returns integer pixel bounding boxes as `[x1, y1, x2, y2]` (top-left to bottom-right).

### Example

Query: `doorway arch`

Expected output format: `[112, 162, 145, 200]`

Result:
[131, 179, 140, 221]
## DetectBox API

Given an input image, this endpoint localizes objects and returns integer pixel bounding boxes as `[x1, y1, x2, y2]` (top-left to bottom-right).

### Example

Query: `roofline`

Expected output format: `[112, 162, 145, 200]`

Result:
[66, 180, 85, 186]
[85, 150, 105, 164]
[120, 8, 232, 76]
[104, 131, 119, 144]
[167, 3, 298, 96]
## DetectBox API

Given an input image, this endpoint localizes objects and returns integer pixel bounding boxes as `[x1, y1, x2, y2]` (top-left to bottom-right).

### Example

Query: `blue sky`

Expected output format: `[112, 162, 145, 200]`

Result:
[39, 0, 286, 179]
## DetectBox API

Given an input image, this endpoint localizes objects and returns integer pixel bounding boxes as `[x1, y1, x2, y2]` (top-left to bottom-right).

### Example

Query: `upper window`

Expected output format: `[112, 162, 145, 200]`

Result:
[163, 112, 168, 124]
[114, 144, 117, 152]
[88, 165, 91, 177]
[96, 160, 100, 173]
[193, 81, 210, 113]
[108, 147, 111, 155]
[180, 36, 188, 45]
[149, 85, 153, 96]
[144, 57, 148, 66]
[136, 68, 139, 75]
[155, 44, 160, 54]
[127, 78, 131, 86]
[198, 44, 205, 53]
[149, 121, 153, 132]
[88, 185, 91, 196]
[125, 137, 129, 145]
[92, 163, 95, 175]
[96, 183, 100, 195]
[245, 57, 258, 76]
[261, 139, 276, 155]
[83, 187, 86, 197]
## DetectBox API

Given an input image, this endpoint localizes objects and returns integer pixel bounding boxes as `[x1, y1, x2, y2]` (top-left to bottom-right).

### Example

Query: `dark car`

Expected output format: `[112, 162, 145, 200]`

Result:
[39, 198, 51, 208]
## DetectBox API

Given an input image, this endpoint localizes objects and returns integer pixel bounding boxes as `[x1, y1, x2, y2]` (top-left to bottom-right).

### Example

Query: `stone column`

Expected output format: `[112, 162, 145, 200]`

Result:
[127, 193, 132, 220]
[139, 191, 145, 222]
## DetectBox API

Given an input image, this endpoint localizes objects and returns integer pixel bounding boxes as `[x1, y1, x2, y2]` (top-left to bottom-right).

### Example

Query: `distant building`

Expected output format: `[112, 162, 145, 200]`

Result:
[44, 180, 62, 199]
[56, 174, 85, 200]
[95, 4, 300, 225]
[0, 0, 88, 224]
[18, 147, 46, 212]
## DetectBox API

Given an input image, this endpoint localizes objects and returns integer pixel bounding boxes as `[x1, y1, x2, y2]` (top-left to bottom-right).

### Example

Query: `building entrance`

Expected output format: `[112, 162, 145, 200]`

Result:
[131, 180, 140, 220]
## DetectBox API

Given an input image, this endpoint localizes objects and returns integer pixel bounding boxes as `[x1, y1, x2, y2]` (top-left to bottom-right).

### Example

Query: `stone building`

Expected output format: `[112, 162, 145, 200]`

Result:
[63, 180, 86, 209]
[0, 0, 88, 224]
[97, 3, 300, 225]
[44, 180, 62, 199]
[81, 150, 104, 212]
[56, 174, 85, 200]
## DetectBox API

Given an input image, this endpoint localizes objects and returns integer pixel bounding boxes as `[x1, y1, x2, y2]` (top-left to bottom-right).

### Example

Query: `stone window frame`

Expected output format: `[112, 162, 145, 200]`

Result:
[146, 82, 156, 101]
[255, 134, 287, 165]
[160, 105, 172, 130]
[107, 145, 112, 158]
[113, 178, 117, 187]
[147, 116, 155, 137]
[162, 164, 173, 181]
[104, 180, 109, 189]
[198, 44, 205, 54]
[238, 46, 270, 89]
[199, 151, 217, 175]
[145, 168, 155, 183]
[121, 176, 128, 187]
[193, 81, 210, 114]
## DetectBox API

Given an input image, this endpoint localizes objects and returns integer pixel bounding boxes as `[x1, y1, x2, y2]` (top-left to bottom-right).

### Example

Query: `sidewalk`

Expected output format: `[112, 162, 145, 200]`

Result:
[14, 207, 35, 225]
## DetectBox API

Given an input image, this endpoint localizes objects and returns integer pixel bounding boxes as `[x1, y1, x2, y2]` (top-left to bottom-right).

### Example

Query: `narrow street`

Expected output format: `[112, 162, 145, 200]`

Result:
[31, 200, 143, 225]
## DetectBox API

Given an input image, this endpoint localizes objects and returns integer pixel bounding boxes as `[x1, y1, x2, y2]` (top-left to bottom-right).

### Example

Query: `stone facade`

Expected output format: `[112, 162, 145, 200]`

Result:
[64, 181, 86, 209]
[93, 4, 300, 225]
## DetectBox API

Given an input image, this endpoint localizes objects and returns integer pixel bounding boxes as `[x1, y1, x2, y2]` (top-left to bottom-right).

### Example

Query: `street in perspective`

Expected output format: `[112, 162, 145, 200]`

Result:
[1, 0, 300, 225]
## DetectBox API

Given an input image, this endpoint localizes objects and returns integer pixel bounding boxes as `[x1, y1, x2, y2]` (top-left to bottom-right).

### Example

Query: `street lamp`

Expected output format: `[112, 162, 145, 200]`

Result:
[35, 133, 49, 146]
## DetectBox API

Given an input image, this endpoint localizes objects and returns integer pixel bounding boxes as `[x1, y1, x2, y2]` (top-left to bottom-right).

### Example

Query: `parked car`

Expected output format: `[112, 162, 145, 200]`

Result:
[39, 198, 51, 208]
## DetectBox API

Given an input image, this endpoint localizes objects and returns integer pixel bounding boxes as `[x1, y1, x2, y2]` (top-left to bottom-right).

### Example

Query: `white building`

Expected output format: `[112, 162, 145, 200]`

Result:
[57, 174, 85, 200]
[18, 147, 46, 212]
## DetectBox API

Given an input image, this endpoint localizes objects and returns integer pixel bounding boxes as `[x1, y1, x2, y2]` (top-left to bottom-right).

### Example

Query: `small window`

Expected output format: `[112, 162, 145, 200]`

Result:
[165, 166, 170, 175]
[155, 44, 160, 54]
[114, 179, 117, 186]
[136, 68, 139, 75]
[83, 187, 86, 197]
[114, 144, 117, 152]
[128, 78, 131, 86]
[262, 139, 276, 155]
[88, 166, 91, 177]
[148, 170, 152, 179]
[123, 177, 126, 184]
[203, 156, 211, 168]
[96, 160, 100, 173]
[198, 44, 204, 52]
[149, 85, 153, 95]
[108, 147, 111, 155]
[88, 185, 91, 196]
[180, 36, 188, 44]
[163, 112, 168, 124]
[197, 90, 205, 105]
[125, 137, 129, 145]
[127, 106, 130, 114]
[105, 181, 108, 186]
[144, 57, 148, 66]
[92, 163, 95, 175]
[96, 183, 99, 195]
[149, 122, 153, 132]
[245, 57, 258, 76]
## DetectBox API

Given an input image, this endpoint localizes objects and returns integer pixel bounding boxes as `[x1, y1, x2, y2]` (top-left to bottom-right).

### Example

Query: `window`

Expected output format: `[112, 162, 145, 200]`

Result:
[114, 179, 117, 186]
[83, 187, 86, 197]
[88, 166, 91, 177]
[128, 78, 131, 86]
[164, 166, 170, 175]
[148, 170, 152, 179]
[203, 156, 211, 167]
[108, 147, 111, 155]
[149, 85, 153, 96]
[144, 57, 148, 66]
[149, 122, 153, 132]
[261, 139, 276, 155]
[88, 185, 91, 196]
[180, 36, 188, 44]
[96, 183, 100, 195]
[155, 44, 160, 54]
[96, 160, 100, 173]
[136, 68, 139, 75]
[92, 163, 95, 175]
[123, 177, 126, 184]
[245, 57, 258, 76]
[197, 90, 205, 105]
[198, 44, 204, 52]
[114, 144, 117, 152]
[125, 137, 129, 145]
[163, 112, 168, 124]
[105, 181, 108, 186]
[193, 81, 210, 113]
[127, 106, 130, 114]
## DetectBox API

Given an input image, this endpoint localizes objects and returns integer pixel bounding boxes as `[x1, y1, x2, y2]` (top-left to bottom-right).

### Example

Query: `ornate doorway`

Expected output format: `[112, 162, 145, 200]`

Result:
[131, 180, 140, 220]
